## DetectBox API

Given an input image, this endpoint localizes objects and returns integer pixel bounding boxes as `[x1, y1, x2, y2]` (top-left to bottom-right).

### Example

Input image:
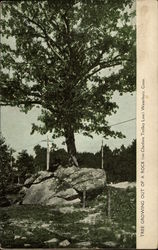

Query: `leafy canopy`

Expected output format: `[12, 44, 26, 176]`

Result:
[0, 0, 136, 141]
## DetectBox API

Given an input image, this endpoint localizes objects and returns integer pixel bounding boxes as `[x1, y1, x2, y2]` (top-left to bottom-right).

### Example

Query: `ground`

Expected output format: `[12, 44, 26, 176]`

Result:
[0, 186, 136, 249]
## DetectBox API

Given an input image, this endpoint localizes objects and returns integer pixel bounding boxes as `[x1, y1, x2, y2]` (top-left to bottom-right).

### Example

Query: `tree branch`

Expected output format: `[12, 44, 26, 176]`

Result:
[14, 8, 65, 64]
[86, 60, 123, 79]
[76, 55, 124, 86]
[62, 13, 73, 63]
[88, 54, 121, 75]
[0, 100, 42, 107]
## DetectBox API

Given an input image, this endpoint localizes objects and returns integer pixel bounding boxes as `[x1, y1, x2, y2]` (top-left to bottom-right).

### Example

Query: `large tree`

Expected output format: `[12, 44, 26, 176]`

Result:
[0, 0, 136, 163]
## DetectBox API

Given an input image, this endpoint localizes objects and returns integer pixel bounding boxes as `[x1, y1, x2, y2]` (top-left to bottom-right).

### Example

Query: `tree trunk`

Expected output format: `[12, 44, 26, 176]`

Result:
[64, 128, 79, 167]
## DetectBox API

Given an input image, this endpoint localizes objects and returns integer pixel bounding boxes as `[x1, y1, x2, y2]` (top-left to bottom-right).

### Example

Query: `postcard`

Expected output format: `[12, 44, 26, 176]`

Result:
[0, 0, 157, 249]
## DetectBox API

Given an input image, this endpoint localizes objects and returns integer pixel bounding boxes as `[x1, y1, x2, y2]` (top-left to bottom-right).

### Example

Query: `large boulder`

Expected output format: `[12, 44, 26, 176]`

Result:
[33, 171, 54, 184]
[23, 178, 59, 204]
[23, 177, 80, 206]
[54, 166, 106, 192]
[22, 166, 106, 206]
[24, 171, 54, 186]
[55, 188, 78, 199]
[54, 165, 78, 179]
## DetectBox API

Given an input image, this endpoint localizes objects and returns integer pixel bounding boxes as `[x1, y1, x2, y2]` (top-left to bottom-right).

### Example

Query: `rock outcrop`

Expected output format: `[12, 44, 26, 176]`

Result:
[24, 171, 54, 186]
[54, 165, 106, 191]
[22, 165, 106, 206]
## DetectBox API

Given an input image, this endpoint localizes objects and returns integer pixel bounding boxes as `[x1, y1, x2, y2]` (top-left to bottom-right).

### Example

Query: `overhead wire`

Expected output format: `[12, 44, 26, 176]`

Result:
[13, 117, 136, 152]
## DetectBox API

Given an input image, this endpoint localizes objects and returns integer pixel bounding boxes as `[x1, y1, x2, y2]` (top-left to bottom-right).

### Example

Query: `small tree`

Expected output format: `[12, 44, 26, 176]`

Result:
[0, 137, 14, 194]
[119, 139, 136, 181]
[77, 152, 97, 168]
[16, 150, 35, 183]
[95, 144, 113, 171]
[34, 144, 69, 172]
[50, 148, 69, 168]
[33, 145, 47, 172]
[109, 140, 136, 182]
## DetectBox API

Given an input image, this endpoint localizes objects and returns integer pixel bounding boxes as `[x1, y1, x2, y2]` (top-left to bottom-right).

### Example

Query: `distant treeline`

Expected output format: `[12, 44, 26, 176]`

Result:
[34, 140, 136, 183]
[0, 137, 136, 192]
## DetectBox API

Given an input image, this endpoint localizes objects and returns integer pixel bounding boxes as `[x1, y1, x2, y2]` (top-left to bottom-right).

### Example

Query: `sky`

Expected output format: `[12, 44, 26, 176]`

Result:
[1, 91, 136, 156]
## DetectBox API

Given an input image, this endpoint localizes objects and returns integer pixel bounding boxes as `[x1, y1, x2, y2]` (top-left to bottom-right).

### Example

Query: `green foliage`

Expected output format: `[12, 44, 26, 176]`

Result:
[95, 144, 113, 172]
[0, 137, 15, 194]
[0, 0, 136, 152]
[15, 150, 35, 183]
[33, 145, 47, 172]
[77, 152, 97, 168]
[33, 145, 69, 172]
[32, 139, 136, 182]
[50, 148, 69, 168]
[106, 139, 136, 182]
[76, 140, 136, 182]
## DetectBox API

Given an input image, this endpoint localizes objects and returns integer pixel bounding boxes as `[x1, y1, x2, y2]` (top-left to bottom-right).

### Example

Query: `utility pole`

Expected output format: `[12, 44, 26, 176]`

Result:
[41, 135, 53, 171]
[47, 135, 50, 171]
[101, 140, 104, 169]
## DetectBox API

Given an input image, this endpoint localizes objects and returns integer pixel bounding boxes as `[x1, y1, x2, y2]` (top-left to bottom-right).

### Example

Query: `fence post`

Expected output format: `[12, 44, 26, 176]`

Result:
[46, 135, 50, 171]
[83, 187, 86, 208]
[101, 140, 104, 169]
[107, 187, 111, 219]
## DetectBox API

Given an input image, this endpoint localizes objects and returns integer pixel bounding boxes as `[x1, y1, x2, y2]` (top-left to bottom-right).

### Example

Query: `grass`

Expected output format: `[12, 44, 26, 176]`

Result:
[0, 186, 136, 248]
